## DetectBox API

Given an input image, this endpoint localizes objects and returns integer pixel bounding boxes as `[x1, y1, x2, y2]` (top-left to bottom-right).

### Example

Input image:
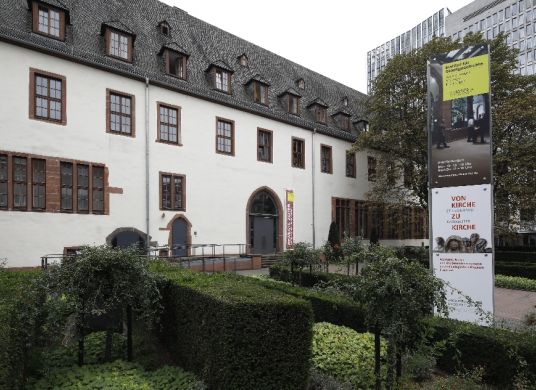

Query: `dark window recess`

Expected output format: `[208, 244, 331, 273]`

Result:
[0, 155, 7, 208]
[315, 106, 327, 123]
[92, 166, 104, 213]
[166, 51, 187, 79]
[340, 115, 350, 131]
[32, 159, 46, 210]
[321, 145, 332, 173]
[292, 138, 305, 168]
[368, 156, 377, 181]
[77, 164, 89, 212]
[60, 162, 73, 211]
[13, 157, 27, 209]
[356, 201, 369, 238]
[109, 93, 132, 135]
[254, 82, 268, 104]
[216, 119, 234, 155]
[257, 129, 272, 162]
[335, 199, 351, 239]
[288, 95, 299, 115]
[35, 74, 63, 121]
[161, 174, 185, 210]
[346, 152, 356, 178]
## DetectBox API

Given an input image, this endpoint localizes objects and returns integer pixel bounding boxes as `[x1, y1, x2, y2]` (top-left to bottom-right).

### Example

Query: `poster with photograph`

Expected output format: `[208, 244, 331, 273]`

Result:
[428, 45, 492, 189]
[431, 184, 494, 324]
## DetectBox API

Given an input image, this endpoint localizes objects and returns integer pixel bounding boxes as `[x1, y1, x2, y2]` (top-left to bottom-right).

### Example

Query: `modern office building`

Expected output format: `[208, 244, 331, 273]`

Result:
[447, 0, 536, 75]
[366, 8, 449, 93]
[0, 0, 429, 267]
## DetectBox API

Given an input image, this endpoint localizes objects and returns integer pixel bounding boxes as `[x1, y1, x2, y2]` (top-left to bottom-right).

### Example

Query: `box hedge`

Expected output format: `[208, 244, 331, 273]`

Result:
[495, 261, 536, 279]
[152, 263, 313, 390]
[495, 275, 536, 292]
[425, 316, 536, 388]
[495, 251, 536, 262]
[269, 264, 356, 287]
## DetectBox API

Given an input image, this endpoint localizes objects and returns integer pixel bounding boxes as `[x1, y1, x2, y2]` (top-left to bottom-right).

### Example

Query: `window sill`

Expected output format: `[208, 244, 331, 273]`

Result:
[155, 139, 183, 147]
[30, 116, 66, 126]
[107, 130, 135, 138]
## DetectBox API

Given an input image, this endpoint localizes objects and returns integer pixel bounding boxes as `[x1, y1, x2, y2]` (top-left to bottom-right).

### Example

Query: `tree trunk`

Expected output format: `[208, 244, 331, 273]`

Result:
[374, 325, 381, 390]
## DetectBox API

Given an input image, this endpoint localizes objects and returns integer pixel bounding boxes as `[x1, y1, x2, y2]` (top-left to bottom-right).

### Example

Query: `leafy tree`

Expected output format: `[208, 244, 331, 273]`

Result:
[356, 33, 536, 233]
[340, 235, 365, 275]
[44, 246, 162, 363]
[283, 242, 320, 284]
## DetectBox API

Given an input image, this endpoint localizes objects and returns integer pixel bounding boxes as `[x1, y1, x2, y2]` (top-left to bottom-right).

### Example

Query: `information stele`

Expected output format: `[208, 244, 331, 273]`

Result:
[427, 45, 494, 325]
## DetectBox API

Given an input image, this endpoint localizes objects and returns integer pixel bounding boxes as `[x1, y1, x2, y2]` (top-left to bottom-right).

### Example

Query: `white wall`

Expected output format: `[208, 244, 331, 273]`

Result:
[1, 42, 382, 267]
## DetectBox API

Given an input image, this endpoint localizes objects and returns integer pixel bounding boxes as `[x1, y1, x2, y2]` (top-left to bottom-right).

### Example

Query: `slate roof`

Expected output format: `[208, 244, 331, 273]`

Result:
[0, 0, 368, 141]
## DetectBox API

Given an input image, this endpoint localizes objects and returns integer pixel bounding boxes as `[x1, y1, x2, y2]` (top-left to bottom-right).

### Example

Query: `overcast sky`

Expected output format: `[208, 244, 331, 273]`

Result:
[162, 0, 471, 93]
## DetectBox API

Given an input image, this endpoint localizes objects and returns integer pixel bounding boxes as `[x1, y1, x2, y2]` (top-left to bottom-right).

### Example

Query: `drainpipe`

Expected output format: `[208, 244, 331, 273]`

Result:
[145, 77, 150, 254]
[312, 128, 317, 248]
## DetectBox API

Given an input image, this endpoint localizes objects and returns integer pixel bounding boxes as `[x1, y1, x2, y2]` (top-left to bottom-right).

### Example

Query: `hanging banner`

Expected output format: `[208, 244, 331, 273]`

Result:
[428, 44, 494, 325]
[286, 190, 294, 249]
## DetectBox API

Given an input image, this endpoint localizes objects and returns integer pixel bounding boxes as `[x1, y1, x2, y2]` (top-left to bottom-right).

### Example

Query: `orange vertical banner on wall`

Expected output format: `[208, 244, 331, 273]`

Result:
[286, 190, 294, 249]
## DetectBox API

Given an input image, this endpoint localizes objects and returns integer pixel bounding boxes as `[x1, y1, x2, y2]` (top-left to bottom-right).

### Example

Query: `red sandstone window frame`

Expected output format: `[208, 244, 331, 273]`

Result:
[368, 156, 377, 182]
[31, 158, 46, 211]
[12, 157, 28, 211]
[29, 68, 67, 126]
[320, 144, 333, 174]
[291, 137, 305, 169]
[159, 172, 186, 211]
[156, 102, 182, 145]
[106, 89, 135, 137]
[257, 128, 273, 163]
[0, 154, 8, 210]
[215, 117, 235, 156]
[346, 151, 356, 178]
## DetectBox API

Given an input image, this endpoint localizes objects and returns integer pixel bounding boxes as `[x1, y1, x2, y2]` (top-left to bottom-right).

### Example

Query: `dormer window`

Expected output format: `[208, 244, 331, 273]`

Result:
[158, 21, 171, 36]
[254, 82, 268, 105]
[160, 43, 189, 80]
[343, 97, 349, 106]
[280, 89, 301, 115]
[102, 22, 135, 63]
[308, 99, 328, 124]
[333, 111, 352, 131]
[207, 61, 234, 94]
[31, 1, 66, 40]
[297, 79, 305, 89]
[239, 54, 248, 66]
[355, 120, 369, 133]
[215, 69, 231, 92]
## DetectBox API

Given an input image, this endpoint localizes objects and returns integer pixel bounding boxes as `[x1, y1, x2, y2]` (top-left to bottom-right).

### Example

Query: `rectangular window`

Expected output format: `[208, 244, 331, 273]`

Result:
[77, 164, 89, 213]
[160, 173, 185, 211]
[0, 155, 7, 209]
[346, 152, 356, 178]
[368, 156, 377, 181]
[335, 199, 351, 239]
[33, 3, 64, 40]
[108, 30, 131, 61]
[356, 201, 369, 238]
[254, 82, 268, 104]
[31, 70, 65, 124]
[92, 166, 104, 213]
[158, 103, 180, 144]
[257, 129, 273, 163]
[60, 162, 73, 211]
[166, 50, 187, 79]
[340, 115, 351, 131]
[216, 118, 234, 155]
[291, 138, 305, 168]
[320, 145, 332, 174]
[32, 159, 46, 210]
[215, 69, 230, 92]
[13, 157, 27, 210]
[315, 106, 327, 123]
[107, 90, 134, 136]
[288, 95, 299, 115]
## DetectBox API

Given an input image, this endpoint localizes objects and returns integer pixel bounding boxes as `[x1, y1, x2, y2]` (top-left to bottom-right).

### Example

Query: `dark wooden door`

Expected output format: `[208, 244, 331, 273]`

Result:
[172, 218, 188, 257]
[252, 216, 275, 254]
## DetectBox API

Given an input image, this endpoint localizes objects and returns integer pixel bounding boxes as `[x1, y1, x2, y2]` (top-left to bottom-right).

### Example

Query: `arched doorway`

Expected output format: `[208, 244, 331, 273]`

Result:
[106, 227, 147, 252]
[246, 188, 283, 254]
[167, 215, 192, 257]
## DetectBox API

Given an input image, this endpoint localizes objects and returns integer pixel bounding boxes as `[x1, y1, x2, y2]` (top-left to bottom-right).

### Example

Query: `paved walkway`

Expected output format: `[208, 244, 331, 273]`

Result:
[237, 268, 536, 324]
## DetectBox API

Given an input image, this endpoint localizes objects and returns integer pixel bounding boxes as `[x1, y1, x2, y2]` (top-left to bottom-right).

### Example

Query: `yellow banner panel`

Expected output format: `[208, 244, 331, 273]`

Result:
[442, 54, 489, 101]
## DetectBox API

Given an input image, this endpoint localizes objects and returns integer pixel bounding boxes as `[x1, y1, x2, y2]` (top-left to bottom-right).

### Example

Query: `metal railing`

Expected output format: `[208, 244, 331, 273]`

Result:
[41, 243, 250, 273]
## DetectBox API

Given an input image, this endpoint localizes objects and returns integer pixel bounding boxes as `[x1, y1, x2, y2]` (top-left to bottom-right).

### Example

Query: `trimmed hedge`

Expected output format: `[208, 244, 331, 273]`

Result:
[256, 276, 367, 332]
[495, 275, 536, 292]
[0, 269, 43, 390]
[495, 262, 536, 279]
[269, 264, 356, 287]
[152, 262, 313, 390]
[425, 316, 536, 388]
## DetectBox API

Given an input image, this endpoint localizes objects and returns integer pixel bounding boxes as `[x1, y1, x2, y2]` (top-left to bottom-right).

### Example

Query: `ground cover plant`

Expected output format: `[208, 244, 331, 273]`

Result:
[495, 275, 536, 292]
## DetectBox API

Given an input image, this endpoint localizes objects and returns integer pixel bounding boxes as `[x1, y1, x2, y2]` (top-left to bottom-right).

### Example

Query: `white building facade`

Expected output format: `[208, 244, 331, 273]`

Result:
[0, 0, 427, 267]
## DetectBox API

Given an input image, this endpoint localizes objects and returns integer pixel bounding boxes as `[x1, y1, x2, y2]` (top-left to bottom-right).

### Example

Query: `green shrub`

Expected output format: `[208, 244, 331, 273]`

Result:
[152, 262, 313, 390]
[425, 316, 536, 388]
[495, 251, 536, 262]
[311, 322, 385, 389]
[256, 276, 367, 332]
[269, 264, 355, 287]
[495, 262, 536, 279]
[27, 360, 205, 390]
[0, 269, 44, 390]
[495, 274, 536, 291]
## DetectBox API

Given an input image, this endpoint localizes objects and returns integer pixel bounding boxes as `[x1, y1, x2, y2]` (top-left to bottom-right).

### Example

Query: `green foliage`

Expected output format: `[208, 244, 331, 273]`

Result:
[259, 273, 367, 332]
[495, 251, 536, 262]
[283, 241, 321, 272]
[495, 274, 536, 291]
[357, 33, 536, 233]
[403, 347, 437, 382]
[152, 262, 313, 390]
[495, 262, 536, 279]
[0, 269, 44, 390]
[328, 222, 341, 247]
[269, 264, 355, 287]
[425, 316, 536, 388]
[27, 360, 205, 390]
[44, 246, 162, 327]
[311, 323, 386, 389]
